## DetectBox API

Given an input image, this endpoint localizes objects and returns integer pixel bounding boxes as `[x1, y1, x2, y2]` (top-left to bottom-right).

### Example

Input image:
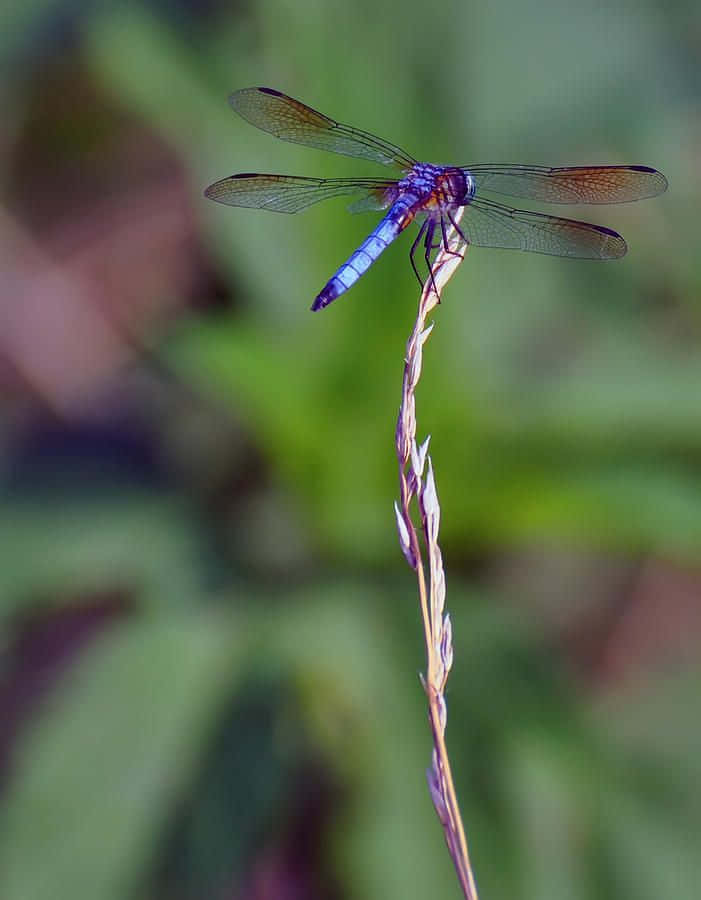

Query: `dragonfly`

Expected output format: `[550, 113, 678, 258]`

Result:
[205, 88, 667, 311]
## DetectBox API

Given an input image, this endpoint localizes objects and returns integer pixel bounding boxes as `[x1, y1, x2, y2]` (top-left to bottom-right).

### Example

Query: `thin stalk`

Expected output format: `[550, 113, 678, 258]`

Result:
[393, 210, 479, 900]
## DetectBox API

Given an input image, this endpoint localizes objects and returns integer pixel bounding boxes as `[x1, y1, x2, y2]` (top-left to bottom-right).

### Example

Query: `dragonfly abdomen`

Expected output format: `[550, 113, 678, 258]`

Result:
[311, 202, 415, 311]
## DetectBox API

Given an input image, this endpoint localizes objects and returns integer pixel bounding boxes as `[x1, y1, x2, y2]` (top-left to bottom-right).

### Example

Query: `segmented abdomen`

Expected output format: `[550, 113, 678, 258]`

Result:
[311, 203, 413, 311]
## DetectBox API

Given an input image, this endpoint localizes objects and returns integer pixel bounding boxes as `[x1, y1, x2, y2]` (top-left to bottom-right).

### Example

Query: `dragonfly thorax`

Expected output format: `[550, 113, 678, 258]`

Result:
[402, 164, 474, 212]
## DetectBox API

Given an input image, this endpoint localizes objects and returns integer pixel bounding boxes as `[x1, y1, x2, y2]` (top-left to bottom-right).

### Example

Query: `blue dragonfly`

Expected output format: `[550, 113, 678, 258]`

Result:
[205, 88, 667, 311]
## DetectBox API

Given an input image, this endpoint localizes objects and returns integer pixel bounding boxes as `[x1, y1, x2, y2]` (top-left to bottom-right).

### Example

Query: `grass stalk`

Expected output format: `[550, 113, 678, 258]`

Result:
[393, 210, 479, 900]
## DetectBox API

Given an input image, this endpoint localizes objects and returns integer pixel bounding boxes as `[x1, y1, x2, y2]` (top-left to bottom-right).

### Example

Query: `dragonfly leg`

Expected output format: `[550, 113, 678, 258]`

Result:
[446, 208, 468, 249]
[423, 218, 440, 299]
[409, 218, 429, 287]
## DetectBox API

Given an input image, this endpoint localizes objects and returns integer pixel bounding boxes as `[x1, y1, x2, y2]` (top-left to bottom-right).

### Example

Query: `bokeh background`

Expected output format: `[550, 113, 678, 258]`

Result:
[0, 1, 699, 898]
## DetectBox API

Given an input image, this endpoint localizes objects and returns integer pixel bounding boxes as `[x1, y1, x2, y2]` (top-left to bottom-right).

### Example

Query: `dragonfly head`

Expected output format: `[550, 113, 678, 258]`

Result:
[442, 167, 474, 206]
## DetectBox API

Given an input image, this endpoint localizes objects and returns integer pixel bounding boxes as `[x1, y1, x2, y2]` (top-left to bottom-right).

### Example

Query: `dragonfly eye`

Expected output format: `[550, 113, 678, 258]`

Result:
[444, 168, 471, 205]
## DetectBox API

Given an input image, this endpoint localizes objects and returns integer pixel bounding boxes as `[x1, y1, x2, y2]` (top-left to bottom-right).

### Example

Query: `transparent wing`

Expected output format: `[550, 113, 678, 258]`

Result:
[347, 193, 395, 213]
[230, 87, 416, 170]
[461, 197, 627, 258]
[464, 164, 668, 204]
[204, 173, 398, 213]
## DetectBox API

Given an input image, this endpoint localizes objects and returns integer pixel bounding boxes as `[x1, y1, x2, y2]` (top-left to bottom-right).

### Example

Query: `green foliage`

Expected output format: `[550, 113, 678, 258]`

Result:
[1, 1, 698, 899]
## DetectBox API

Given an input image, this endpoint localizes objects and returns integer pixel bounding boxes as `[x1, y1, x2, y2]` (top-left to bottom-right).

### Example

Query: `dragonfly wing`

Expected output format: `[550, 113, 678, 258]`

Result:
[465, 164, 668, 204]
[230, 88, 416, 170]
[461, 197, 627, 258]
[204, 174, 398, 214]
[346, 192, 397, 213]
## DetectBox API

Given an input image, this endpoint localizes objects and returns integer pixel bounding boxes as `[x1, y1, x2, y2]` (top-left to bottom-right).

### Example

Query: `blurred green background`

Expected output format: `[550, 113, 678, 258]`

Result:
[0, 1, 698, 898]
